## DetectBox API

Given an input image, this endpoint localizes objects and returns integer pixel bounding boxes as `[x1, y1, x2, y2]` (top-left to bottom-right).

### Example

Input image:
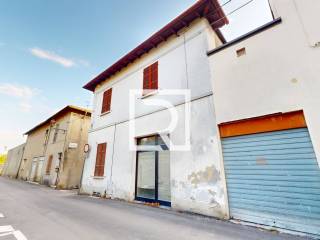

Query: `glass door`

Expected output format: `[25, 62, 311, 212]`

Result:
[135, 135, 171, 206]
[136, 152, 156, 199]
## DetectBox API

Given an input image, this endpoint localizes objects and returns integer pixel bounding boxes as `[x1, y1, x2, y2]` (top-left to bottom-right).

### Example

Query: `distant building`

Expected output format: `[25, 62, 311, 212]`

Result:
[18, 105, 91, 189]
[1, 143, 25, 178]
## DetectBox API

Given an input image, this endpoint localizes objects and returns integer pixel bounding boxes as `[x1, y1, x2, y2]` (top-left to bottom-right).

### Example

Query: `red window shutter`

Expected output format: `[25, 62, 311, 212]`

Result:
[143, 61, 158, 94]
[143, 68, 149, 90]
[151, 62, 158, 89]
[94, 143, 106, 176]
[101, 88, 112, 113]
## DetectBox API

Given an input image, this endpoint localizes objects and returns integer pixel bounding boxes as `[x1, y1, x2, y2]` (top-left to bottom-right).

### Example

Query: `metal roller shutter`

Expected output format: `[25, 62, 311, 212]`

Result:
[222, 128, 320, 236]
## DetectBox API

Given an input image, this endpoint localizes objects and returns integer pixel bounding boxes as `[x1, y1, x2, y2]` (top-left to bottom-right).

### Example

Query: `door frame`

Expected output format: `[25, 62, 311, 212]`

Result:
[134, 135, 171, 207]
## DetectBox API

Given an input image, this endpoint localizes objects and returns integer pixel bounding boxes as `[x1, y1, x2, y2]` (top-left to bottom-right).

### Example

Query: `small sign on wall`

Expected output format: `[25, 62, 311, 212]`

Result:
[69, 142, 78, 149]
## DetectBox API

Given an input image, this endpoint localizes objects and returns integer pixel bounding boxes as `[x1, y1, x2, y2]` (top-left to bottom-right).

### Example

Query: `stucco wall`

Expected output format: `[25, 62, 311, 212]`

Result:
[18, 125, 48, 180]
[41, 113, 71, 186]
[82, 96, 227, 218]
[1, 143, 25, 178]
[91, 19, 216, 130]
[41, 112, 91, 189]
[57, 112, 91, 189]
[81, 18, 228, 218]
[208, 0, 320, 164]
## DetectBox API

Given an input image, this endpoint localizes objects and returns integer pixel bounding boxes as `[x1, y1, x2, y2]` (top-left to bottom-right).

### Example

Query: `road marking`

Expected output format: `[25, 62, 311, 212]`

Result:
[0, 213, 4, 218]
[0, 226, 27, 240]
[0, 225, 14, 233]
[12, 230, 28, 240]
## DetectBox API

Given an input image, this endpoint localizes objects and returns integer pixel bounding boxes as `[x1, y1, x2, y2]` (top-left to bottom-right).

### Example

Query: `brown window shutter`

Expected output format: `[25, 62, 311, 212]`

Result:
[94, 143, 107, 176]
[151, 62, 158, 89]
[46, 155, 53, 175]
[143, 61, 158, 94]
[106, 88, 112, 112]
[143, 68, 150, 90]
[101, 88, 112, 113]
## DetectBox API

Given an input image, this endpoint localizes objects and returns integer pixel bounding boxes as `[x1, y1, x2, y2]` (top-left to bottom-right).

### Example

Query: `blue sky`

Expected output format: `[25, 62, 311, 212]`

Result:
[0, 0, 272, 152]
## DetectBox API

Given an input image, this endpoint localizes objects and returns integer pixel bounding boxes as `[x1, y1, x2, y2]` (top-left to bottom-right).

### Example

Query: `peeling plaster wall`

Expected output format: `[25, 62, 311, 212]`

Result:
[81, 18, 228, 217]
[170, 96, 227, 218]
[81, 96, 228, 218]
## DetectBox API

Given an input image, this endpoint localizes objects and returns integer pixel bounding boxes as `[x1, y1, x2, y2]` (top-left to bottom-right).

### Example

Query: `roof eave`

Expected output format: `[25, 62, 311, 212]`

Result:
[83, 0, 228, 92]
[24, 105, 92, 135]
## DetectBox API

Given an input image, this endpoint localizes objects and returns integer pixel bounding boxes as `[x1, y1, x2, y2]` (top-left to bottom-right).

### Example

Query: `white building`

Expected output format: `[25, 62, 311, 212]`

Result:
[208, 0, 320, 237]
[81, 0, 230, 218]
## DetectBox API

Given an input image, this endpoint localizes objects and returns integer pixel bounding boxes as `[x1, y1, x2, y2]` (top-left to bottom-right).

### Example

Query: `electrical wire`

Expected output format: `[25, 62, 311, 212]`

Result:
[210, 0, 255, 27]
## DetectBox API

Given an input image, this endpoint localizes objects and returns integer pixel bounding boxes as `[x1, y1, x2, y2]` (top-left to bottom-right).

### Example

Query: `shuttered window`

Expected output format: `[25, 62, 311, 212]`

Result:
[101, 88, 112, 114]
[94, 143, 107, 177]
[46, 155, 53, 175]
[143, 62, 158, 94]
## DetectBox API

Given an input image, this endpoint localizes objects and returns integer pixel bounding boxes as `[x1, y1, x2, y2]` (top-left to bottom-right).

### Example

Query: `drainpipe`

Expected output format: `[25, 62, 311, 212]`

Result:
[55, 116, 71, 189]
[78, 110, 90, 194]
[16, 137, 27, 179]
[41, 123, 53, 184]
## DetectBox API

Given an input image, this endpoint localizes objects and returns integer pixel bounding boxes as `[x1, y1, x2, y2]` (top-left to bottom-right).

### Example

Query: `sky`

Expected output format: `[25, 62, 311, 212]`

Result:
[0, 0, 272, 152]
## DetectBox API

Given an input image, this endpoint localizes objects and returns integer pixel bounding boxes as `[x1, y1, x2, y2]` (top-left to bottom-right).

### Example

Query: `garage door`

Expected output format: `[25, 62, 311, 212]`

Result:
[222, 128, 320, 236]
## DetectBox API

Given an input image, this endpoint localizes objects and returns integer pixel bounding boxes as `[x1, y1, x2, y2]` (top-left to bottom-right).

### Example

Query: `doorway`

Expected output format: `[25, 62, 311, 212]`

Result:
[135, 135, 171, 206]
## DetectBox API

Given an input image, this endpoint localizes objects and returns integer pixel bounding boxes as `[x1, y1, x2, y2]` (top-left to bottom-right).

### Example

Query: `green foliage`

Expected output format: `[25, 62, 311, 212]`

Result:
[0, 154, 7, 165]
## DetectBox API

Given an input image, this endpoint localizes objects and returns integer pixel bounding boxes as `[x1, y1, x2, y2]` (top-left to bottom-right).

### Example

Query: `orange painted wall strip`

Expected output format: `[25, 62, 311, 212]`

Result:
[219, 110, 307, 138]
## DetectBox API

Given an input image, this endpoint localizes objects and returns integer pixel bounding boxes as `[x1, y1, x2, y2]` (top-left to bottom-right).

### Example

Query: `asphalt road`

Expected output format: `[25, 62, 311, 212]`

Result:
[0, 177, 310, 240]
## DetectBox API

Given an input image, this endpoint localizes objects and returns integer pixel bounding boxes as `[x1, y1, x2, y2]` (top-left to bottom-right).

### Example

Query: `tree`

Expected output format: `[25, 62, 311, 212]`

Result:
[0, 154, 6, 165]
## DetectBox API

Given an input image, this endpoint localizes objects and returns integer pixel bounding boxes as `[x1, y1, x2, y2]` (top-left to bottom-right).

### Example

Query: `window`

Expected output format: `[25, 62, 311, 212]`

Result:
[46, 155, 53, 175]
[143, 62, 158, 94]
[101, 88, 112, 114]
[52, 124, 59, 143]
[94, 143, 107, 176]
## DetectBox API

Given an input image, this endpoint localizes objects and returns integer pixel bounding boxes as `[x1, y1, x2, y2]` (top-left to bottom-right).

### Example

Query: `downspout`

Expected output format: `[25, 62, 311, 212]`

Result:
[16, 142, 26, 179]
[108, 123, 117, 197]
[78, 110, 90, 193]
[16, 135, 28, 179]
[55, 114, 71, 189]
[41, 124, 53, 183]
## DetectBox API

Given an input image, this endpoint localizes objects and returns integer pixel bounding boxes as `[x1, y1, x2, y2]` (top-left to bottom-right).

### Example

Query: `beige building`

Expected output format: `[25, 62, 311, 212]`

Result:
[1, 143, 25, 178]
[18, 105, 91, 189]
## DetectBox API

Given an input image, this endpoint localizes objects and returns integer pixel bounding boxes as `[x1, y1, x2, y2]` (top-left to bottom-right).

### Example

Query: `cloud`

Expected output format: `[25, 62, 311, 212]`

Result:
[19, 102, 32, 112]
[77, 59, 90, 67]
[0, 83, 40, 114]
[0, 83, 39, 99]
[30, 47, 76, 67]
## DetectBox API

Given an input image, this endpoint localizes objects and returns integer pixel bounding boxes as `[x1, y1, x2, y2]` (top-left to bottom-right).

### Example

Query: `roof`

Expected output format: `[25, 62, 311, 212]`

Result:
[24, 105, 92, 135]
[83, 0, 228, 91]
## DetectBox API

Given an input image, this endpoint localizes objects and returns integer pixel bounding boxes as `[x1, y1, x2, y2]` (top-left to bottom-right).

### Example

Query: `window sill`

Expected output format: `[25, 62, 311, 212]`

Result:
[100, 110, 111, 117]
[92, 176, 106, 179]
[141, 90, 158, 99]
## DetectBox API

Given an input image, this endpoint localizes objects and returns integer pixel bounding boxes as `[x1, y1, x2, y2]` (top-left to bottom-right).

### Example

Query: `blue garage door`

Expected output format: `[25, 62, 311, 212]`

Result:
[222, 128, 320, 236]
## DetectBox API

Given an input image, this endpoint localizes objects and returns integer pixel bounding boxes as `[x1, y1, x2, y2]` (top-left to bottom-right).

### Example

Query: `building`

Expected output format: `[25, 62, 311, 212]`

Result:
[18, 105, 91, 189]
[1, 143, 25, 178]
[0, 153, 7, 175]
[80, 0, 229, 218]
[207, 0, 320, 237]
